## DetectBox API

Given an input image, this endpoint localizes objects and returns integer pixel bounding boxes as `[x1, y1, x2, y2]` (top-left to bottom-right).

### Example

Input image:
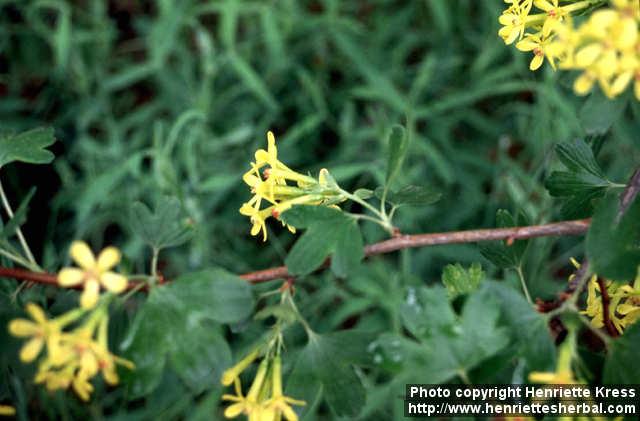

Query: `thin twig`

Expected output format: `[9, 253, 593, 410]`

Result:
[0, 267, 150, 291]
[0, 178, 39, 269]
[240, 218, 590, 283]
[0, 219, 591, 288]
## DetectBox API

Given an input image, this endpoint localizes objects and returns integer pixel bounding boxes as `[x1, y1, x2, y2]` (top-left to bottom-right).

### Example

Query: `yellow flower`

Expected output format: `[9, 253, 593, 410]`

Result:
[58, 241, 128, 309]
[0, 405, 15, 417]
[8, 303, 62, 362]
[223, 358, 270, 420]
[240, 131, 339, 241]
[516, 33, 555, 70]
[576, 262, 640, 334]
[500, 0, 640, 100]
[499, 0, 535, 45]
[222, 347, 262, 386]
[535, 0, 567, 37]
[72, 370, 95, 401]
[530, 327, 578, 384]
[264, 356, 305, 421]
[240, 201, 273, 241]
[21, 304, 135, 401]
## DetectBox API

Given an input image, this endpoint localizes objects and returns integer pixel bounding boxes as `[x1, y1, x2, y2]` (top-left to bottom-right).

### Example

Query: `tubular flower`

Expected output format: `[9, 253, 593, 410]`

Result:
[222, 358, 270, 420]
[529, 327, 578, 384]
[221, 354, 305, 421]
[264, 356, 306, 421]
[499, 0, 536, 45]
[8, 303, 63, 362]
[499, 0, 640, 100]
[10, 299, 133, 401]
[221, 347, 262, 386]
[516, 33, 555, 70]
[57, 241, 128, 309]
[240, 131, 345, 241]
[572, 260, 640, 334]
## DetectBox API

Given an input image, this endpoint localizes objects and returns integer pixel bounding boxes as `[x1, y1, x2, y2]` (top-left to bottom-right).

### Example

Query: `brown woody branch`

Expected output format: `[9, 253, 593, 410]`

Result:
[0, 219, 591, 288]
[240, 218, 590, 283]
[596, 277, 619, 338]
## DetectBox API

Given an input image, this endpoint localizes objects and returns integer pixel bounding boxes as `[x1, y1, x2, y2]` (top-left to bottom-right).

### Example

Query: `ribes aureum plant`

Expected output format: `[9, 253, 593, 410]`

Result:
[2, 2, 640, 418]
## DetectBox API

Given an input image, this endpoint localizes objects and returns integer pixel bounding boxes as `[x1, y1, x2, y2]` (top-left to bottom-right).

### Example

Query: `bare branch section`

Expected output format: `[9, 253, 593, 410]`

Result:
[0, 219, 591, 288]
[240, 219, 591, 283]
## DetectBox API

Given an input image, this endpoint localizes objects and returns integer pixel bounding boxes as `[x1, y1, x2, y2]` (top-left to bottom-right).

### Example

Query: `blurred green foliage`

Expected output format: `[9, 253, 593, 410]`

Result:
[1, 0, 639, 419]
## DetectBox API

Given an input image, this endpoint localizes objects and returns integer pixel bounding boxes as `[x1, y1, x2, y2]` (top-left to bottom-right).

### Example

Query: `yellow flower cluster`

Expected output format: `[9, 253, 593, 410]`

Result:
[240, 131, 343, 241]
[499, 0, 640, 100]
[581, 272, 640, 334]
[58, 241, 128, 309]
[221, 350, 305, 421]
[8, 302, 134, 401]
[7, 242, 133, 401]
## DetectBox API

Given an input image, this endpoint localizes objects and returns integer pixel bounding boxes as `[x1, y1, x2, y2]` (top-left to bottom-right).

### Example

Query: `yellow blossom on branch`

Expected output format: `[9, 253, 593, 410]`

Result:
[57, 241, 128, 309]
[221, 353, 305, 421]
[8, 303, 64, 362]
[264, 356, 306, 421]
[569, 259, 640, 334]
[499, 0, 640, 100]
[240, 131, 345, 241]
[8, 298, 134, 402]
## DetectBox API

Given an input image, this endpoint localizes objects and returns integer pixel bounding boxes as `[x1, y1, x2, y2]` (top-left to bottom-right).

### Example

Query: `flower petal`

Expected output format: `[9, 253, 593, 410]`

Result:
[530, 54, 544, 71]
[224, 402, 246, 418]
[573, 72, 595, 95]
[20, 337, 44, 362]
[575, 44, 602, 68]
[70, 241, 96, 270]
[100, 272, 128, 293]
[282, 404, 299, 421]
[80, 279, 101, 309]
[8, 319, 39, 337]
[25, 303, 47, 324]
[96, 246, 121, 272]
[58, 267, 85, 287]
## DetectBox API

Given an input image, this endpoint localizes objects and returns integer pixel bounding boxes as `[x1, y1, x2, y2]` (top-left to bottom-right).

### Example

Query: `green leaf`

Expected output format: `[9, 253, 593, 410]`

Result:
[603, 322, 640, 384]
[168, 324, 231, 393]
[545, 172, 609, 197]
[121, 269, 247, 397]
[281, 206, 364, 277]
[129, 196, 194, 250]
[441, 262, 484, 298]
[0, 127, 56, 167]
[484, 281, 555, 371]
[120, 288, 178, 398]
[544, 139, 612, 218]
[555, 139, 605, 177]
[586, 194, 640, 281]
[579, 90, 627, 135]
[374, 185, 441, 207]
[399, 285, 510, 381]
[479, 209, 529, 269]
[168, 269, 254, 324]
[385, 125, 408, 184]
[293, 331, 374, 417]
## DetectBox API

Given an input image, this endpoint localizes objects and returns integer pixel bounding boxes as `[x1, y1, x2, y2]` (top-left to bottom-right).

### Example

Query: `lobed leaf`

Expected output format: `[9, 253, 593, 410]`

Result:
[0, 127, 56, 167]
